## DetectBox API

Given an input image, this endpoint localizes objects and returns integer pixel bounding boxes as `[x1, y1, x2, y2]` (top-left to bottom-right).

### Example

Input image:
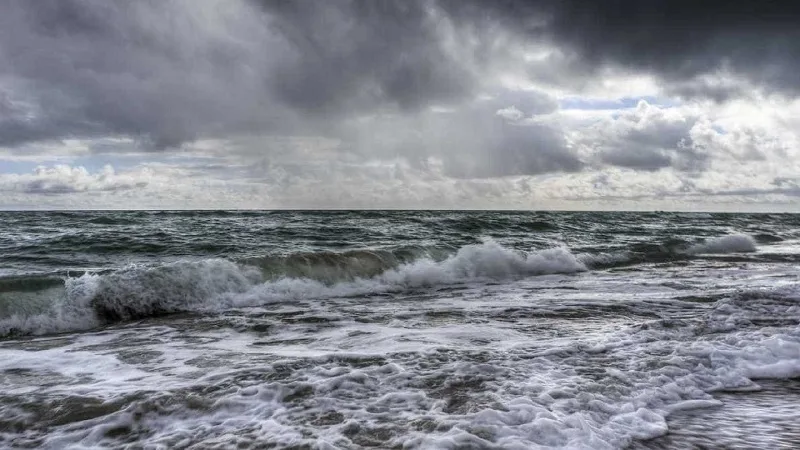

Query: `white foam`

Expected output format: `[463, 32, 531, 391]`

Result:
[3, 276, 800, 449]
[688, 233, 757, 254]
[0, 275, 100, 336]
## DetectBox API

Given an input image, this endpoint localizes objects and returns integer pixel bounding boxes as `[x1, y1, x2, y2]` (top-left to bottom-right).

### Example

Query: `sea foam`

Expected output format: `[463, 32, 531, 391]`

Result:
[688, 233, 757, 254]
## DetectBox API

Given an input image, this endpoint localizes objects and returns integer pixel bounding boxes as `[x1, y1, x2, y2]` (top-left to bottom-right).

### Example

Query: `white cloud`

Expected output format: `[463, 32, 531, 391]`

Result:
[0, 165, 146, 195]
[496, 106, 525, 121]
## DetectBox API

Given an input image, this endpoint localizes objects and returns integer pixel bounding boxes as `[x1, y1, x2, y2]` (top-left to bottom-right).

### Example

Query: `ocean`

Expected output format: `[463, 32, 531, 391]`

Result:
[0, 210, 799, 449]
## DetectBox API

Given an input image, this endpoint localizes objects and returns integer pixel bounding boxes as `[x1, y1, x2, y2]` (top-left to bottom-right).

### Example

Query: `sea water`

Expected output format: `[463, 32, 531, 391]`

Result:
[0, 210, 798, 448]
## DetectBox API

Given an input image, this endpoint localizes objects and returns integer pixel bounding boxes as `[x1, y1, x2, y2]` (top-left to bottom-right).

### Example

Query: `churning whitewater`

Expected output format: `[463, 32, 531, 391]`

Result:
[1, 211, 799, 449]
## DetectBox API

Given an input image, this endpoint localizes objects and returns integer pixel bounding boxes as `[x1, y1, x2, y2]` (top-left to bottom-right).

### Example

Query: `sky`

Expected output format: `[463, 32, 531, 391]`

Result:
[2, 0, 800, 211]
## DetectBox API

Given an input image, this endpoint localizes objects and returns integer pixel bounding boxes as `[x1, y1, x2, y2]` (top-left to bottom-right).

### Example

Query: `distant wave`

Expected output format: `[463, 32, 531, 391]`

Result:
[85, 215, 142, 225]
[687, 233, 757, 254]
[579, 233, 758, 271]
[0, 234, 762, 337]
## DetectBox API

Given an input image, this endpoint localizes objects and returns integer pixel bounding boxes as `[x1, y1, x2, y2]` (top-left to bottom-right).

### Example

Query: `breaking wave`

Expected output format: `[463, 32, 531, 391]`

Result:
[0, 240, 586, 337]
[0, 234, 760, 337]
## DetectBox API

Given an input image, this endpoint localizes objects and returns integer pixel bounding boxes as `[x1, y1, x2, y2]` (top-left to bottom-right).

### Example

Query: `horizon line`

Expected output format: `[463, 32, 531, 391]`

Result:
[0, 208, 797, 214]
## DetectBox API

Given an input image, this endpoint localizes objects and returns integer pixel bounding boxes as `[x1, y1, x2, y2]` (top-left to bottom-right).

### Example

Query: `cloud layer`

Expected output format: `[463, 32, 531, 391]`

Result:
[1, 0, 800, 209]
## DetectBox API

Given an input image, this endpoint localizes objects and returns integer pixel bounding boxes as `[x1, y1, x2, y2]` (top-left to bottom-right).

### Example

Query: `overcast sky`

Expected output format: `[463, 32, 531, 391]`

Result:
[2, 0, 800, 210]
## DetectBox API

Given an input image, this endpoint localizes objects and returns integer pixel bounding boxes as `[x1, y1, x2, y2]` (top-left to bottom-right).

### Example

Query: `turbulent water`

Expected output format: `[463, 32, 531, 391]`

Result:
[1, 210, 799, 449]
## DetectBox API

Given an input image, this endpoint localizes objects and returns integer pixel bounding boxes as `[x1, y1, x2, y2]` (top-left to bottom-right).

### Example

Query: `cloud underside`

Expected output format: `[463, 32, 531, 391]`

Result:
[1, 0, 800, 208]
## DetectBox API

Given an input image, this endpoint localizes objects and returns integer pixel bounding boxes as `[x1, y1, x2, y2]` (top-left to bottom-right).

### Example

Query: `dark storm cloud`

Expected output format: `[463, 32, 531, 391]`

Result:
[664, 79, 753, 104]
[551, 1, 800, 92]
[434, 89, 576, 178]
[257, 0, 800, 105]
[451, 92, 581, 177]
[0, 0, 494, 150]
[442, 0, 800, 96]
[0, 0, 291, 149]
[255, 0, 479, 114]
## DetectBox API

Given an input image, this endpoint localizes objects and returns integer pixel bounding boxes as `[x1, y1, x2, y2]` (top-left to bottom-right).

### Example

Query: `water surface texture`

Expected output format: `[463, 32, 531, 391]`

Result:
[1, 210, 799, 449]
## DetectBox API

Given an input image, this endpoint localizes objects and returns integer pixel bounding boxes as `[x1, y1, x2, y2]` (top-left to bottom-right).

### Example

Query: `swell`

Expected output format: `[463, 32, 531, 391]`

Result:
[582, 234, 758, 270]
[241, 246, 454, 283]
[0, 275, 65, 294]
[0, 234, 759, 337]
[437, 216, 557, 233]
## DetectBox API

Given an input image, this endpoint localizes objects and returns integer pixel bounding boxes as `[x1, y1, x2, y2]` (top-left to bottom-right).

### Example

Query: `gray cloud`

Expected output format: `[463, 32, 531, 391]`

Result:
[601, 130, 708, 174]
[440, 119, 583, 178]
[601, 148, 673, 172]
[336, 88, 581, 178]
[23, 179, 84, 195]
[580, 101, 711, 173]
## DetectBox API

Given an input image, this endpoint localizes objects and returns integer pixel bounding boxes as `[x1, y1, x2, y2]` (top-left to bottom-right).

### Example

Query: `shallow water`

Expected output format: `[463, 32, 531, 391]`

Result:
[1, 211, 799, 449]
[635, 379, 800, 449]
